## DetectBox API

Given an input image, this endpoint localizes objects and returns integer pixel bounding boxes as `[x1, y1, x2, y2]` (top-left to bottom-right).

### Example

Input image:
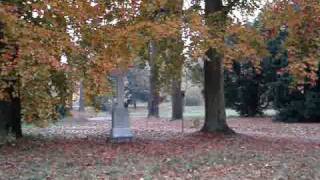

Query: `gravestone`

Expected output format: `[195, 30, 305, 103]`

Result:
[111, 70, 133, 141]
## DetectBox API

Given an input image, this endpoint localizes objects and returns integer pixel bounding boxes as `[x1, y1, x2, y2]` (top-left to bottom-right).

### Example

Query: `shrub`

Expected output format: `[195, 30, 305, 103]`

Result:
[185, 87, 203, 106]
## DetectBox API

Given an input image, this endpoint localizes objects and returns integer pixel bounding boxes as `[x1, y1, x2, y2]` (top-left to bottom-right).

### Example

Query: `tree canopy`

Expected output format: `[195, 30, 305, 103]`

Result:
[1, 0, 318, 127]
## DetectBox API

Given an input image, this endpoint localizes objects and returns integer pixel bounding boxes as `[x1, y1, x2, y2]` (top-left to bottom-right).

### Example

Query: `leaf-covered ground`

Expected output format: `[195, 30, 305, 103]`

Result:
[1, 116, 320, 180]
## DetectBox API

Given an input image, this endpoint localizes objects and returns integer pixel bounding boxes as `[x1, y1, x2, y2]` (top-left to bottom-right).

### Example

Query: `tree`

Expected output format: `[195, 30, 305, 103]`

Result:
[78, 80, 85, 112]
[157, 37, 185, 120]
[171, 75, 184, 120]
[134, 0, 184, 118]
[168, 1, 184, 120]
[0, 0, 125, 139]
[201, 0, 264, 133]
[148, 40, 160, 117]
[225, 61, 265, 117]
[0, 1, 76, 141]
[126, 66, 150, 102]
[261, 0, 320, 86]
[260, 0, 320, 122]
[0, 0, 267, 140]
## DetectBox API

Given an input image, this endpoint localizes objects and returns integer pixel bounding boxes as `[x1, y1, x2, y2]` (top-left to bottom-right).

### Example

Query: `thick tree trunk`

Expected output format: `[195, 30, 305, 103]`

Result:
[201, 0, 233, 133]
[148, 41, 160, 118]
[11, 97, 22, 138]
[171, 77, 183, 120]
[0, 101, 10, 143]
[201, 49, 233, 133]
[79, 80, 85, 112]
[0, 99, 23, 143]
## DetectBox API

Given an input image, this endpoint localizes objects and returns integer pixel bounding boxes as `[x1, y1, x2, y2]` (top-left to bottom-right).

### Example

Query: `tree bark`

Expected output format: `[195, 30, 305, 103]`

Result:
[0, 98, 23, 143]
[171, 76, 183, 120]
[201, 0, 233, 134]
[11, 97, 22, 138]
[148, 41, 160, 118]
[0, 101, 11, 143]
[79, 80, 85, 112]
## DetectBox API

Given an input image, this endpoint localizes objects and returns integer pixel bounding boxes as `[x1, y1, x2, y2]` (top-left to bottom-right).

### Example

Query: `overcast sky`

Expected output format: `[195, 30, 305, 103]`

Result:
[183, 0, 272, 23]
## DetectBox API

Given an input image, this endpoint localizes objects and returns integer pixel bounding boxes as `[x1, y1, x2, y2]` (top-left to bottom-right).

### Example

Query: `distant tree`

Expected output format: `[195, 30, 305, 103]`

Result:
[79, 80, 85, 112]
[126, 67, 150, 102]
[225, 61, 265, 117]
[148, 40, 160, 117]
[261, 0, 320, 122]
[266, 31, 320, 122]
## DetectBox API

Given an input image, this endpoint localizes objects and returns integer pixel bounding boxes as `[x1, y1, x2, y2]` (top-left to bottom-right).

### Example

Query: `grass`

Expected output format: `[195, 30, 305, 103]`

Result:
[127, 103, 276, 119]
[1, 116, 319, 179]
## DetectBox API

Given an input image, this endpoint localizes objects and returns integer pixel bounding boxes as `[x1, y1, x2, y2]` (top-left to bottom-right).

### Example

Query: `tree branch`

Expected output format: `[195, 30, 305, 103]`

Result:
[223, 0, 241, 14]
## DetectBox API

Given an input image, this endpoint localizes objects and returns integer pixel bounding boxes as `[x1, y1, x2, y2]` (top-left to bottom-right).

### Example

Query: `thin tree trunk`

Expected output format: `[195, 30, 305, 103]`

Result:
[201, 0, 233, 134]
[171, 77, 183, 120]
[148, 40, 160, 118]
[79, 80, 85, 112]
[11, 97, 22, 138]
[0, 101, 10, 143]
[68, 92, 73, 110]
[171, 0, 184, 120]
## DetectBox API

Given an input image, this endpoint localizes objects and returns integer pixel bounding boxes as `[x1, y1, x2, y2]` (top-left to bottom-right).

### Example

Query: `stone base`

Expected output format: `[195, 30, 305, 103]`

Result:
[111, 128, 133, 139]
[110, 137, 133, 143]
[111, 105, 133, 141]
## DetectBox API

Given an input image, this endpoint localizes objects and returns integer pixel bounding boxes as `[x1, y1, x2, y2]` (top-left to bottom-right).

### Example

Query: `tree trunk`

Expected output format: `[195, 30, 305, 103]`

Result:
[201, 0, 233, 133]
[171, 77, 183, 120]
[148, 41, 160, 118]
[0, 99, 23, 143]
[0, 101, 10, 143]
[79, 80, 85, 112]
[201, 48, 233, 133]
[11, 97, 22, 138]
[67, 92, 73, 110]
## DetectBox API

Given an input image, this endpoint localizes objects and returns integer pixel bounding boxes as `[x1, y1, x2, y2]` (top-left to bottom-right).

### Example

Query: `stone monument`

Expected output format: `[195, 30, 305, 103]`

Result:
[111, 70, 133, 141]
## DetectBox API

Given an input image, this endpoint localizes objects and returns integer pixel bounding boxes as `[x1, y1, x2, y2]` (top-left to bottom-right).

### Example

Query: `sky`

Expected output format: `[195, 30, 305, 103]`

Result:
[183, 0, 272, 23]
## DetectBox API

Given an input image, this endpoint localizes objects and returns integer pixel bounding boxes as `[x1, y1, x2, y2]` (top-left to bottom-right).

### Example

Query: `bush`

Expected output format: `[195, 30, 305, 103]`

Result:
[185, 87, 203, 106]
[224, 62, 265, 117]
[274, 88, 320, 122]
[93, 96, 112, 111]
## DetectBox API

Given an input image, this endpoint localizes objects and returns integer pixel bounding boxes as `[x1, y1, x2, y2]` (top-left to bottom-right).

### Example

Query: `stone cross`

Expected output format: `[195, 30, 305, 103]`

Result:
[111, 70, 133, 141]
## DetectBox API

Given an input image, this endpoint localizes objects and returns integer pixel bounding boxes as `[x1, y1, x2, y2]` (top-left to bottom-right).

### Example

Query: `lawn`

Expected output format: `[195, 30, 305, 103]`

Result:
[90, 103, 277, 120]
[0, 117, 320, 180]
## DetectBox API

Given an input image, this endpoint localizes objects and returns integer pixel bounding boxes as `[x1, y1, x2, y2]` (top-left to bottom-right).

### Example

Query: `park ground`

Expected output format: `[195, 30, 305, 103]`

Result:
[0, 111, 320, 180]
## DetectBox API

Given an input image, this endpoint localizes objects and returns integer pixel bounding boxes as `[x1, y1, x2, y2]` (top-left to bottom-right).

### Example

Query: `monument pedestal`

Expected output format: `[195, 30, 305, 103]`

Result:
[110, 69, 133, 142]
[111, 105, 133, 141]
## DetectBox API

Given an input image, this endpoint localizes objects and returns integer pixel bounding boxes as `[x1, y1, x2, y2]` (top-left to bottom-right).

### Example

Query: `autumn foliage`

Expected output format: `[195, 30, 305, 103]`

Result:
[261, 0, 320, 87]
[0, 0, 319, 126]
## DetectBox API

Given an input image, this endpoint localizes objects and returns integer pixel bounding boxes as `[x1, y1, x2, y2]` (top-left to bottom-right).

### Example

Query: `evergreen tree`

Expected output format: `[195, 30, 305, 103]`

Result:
[224, 61, 265, 117]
